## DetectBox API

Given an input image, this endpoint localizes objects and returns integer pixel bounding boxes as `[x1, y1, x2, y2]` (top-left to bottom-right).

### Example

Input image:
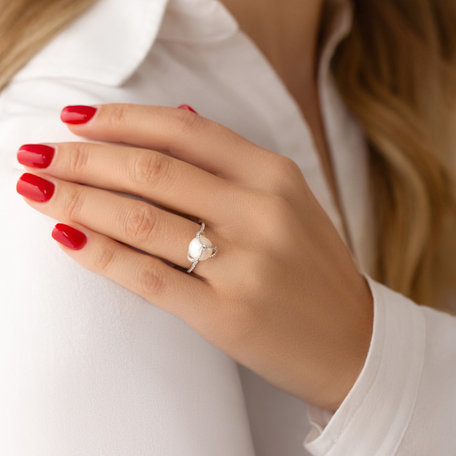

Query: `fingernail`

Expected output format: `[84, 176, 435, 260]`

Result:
[52, 223, 87, 250]
[16, 172, 55, 202]
[17, 144, 55, 168]
[177, 104, 198, 114]
[60, 105, 97, 124]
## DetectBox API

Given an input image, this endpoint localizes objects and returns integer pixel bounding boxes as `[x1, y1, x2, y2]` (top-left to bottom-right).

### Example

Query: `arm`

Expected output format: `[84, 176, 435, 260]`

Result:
[303, 273, 456, 455]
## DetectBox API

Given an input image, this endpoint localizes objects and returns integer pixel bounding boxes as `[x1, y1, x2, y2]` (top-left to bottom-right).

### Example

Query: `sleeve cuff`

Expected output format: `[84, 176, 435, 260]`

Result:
[303, 273, 426, 455]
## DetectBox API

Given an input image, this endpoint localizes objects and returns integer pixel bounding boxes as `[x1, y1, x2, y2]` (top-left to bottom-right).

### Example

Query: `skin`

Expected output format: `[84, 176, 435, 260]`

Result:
[220, 0, 323, 118]
[220, 0, 354, 249]
[16, 103, 374, 412]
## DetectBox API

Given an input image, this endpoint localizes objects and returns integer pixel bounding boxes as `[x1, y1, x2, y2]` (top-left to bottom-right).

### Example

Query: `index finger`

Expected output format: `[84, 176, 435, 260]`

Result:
[60, 103, 273, 185]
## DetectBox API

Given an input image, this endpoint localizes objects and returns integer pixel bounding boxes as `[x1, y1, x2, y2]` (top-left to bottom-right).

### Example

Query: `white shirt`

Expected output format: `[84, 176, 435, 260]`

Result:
[1, 0, 455, 454]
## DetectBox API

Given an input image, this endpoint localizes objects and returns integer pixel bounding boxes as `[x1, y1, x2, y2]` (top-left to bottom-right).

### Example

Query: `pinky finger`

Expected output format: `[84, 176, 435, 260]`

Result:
[51, 222, 213, 322]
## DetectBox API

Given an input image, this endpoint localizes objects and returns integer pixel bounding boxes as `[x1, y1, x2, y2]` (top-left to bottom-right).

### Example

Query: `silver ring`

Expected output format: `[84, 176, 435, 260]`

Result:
[186, 220, 218, 273]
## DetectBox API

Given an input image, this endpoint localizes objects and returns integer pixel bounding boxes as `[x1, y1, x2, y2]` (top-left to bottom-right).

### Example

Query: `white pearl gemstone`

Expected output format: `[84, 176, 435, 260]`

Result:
[188, 235, 213, 261]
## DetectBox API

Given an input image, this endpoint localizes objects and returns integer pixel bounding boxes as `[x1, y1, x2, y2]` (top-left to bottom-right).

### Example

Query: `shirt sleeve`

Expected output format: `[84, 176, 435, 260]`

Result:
[303, 273, 456, 455]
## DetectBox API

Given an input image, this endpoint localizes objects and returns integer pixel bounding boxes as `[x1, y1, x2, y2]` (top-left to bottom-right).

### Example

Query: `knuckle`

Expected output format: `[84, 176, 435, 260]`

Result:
[106, 104, 127, 128]
[267, 155, 303, 194]
[175, 109, 205, 135]
[279, 156, 302, 178]
[92, 243, 116, 273]
[67, 142, 90, 175]
[137, 262, 166, 298]
[124, 204, 158, 242]
[62, 186, 86, 221]
[128, 151, 172, 187]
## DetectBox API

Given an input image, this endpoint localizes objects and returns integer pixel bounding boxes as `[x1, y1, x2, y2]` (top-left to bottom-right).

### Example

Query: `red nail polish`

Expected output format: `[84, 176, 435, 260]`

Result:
[52, 223, 87, 250]
[17, 144, 55, 168]
[177, 104, 198, 114]
[16, 173, 55, 202]
[60, 105, 97, 124]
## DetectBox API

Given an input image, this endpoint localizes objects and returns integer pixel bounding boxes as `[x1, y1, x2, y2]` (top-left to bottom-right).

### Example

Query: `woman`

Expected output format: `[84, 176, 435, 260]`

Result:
[1, 0, 455, 454]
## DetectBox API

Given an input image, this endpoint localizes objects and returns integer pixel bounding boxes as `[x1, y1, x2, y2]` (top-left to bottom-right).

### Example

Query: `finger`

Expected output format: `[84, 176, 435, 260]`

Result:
[59, 103, 276, 187]
[50, 221, 213, 323]
[18, 141, 243, 226]
[16, 172, 223, 274]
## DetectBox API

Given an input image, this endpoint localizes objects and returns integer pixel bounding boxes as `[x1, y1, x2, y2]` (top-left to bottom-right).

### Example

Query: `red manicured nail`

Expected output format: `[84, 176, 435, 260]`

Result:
[16, 173, 55, 202]
[60, 105, 97, 124]
[17, 144, 55, 168]
[177, 104, 198, 114]
[52, 223, 87, 250]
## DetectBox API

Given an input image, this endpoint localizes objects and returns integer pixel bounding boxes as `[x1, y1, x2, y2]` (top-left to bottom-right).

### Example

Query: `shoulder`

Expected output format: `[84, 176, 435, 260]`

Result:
[10, 0, 169, 88]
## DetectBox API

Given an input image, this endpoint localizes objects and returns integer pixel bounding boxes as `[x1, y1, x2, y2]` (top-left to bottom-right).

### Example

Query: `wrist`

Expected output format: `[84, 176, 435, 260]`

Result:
[311, 276, 374, 412]
[329, 276, 374, 412]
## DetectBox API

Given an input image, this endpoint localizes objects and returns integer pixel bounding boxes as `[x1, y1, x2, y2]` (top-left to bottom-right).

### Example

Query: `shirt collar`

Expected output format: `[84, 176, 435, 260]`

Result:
[13, 0, 170, 86]
[318, 0, 353, 78]
[157, 0, 238, 44]
[13, 0, 353, 87]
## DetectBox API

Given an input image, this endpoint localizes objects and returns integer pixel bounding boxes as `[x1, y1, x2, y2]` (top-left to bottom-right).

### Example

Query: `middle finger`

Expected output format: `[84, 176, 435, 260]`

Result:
[17, 141, 247, 226]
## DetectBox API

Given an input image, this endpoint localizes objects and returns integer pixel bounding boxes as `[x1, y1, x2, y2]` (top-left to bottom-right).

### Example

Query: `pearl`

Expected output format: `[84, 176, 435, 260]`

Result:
[188, 235, 214, 261]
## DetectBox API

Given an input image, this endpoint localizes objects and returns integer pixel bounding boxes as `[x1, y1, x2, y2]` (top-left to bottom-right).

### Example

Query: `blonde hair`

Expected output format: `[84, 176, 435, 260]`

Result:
[1, 0, 456, 312]
[0, 0, 98, 91]
[331, 0, 456, 312]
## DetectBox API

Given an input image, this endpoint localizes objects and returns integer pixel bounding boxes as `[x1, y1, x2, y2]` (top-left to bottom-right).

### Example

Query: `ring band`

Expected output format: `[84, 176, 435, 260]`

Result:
[186, 220, 218, 273]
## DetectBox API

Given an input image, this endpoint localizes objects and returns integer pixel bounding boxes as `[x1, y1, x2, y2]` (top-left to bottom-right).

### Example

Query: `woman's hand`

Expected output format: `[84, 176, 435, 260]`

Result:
[15, 103, 373, 412]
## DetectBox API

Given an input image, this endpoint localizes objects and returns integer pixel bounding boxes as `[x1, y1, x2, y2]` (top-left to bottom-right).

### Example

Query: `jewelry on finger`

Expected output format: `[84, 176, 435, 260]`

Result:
[186, 220, 218, 273]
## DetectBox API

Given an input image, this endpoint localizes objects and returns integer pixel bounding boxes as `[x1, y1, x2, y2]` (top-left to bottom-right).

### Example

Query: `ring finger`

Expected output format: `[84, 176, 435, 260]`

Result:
[15, 172, 219, 274]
